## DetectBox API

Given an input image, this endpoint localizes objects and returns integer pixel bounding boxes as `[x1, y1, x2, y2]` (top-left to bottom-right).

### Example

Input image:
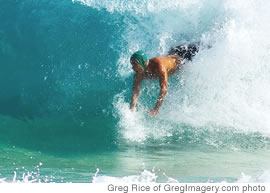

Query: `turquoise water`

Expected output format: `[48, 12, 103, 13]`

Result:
[1, 0, 270, 183]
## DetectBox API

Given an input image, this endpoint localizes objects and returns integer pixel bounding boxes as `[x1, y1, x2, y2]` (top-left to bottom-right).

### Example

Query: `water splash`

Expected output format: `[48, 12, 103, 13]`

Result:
[92, 168, 270, 183]
[92, 169, 158, 183]
[237, 171, 270, 183]
[0, 163, 55, 183]
[107, 0, 270, 145]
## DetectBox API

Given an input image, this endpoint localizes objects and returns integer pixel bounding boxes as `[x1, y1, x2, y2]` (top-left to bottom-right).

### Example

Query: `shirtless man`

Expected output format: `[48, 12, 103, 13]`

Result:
[130, 44, 198, 116]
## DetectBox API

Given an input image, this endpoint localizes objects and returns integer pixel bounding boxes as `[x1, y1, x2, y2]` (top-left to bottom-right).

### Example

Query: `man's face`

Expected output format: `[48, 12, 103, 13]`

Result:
[130, 59, 144, 73]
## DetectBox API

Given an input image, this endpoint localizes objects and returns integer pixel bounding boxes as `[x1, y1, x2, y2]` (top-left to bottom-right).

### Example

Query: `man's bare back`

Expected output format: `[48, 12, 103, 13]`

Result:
[150, 56, 181, 76]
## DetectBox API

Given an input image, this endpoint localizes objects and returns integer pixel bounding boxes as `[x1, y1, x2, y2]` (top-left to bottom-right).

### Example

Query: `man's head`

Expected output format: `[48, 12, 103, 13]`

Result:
[130, 50, 148, 73]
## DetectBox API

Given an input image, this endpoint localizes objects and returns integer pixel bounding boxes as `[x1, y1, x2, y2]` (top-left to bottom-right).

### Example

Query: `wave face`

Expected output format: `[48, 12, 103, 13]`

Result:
[0, 0, 123, 152]
[1, 0, 270, 153]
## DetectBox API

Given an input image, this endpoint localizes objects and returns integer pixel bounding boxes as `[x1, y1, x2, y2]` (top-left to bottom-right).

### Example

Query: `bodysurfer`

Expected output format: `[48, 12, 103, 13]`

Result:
[130, 44, 199, 116]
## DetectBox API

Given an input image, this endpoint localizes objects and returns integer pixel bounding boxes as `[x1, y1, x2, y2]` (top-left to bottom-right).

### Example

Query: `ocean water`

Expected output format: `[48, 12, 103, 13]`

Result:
[0, 0, 270, 183]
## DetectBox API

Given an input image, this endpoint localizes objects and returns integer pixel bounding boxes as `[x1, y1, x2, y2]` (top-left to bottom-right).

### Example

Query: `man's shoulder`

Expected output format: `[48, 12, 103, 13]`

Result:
[151, 56, 172, 64]
[152, 57, 168, 70]
[150, 57, 163, 67]
[151, 57, 161, 62]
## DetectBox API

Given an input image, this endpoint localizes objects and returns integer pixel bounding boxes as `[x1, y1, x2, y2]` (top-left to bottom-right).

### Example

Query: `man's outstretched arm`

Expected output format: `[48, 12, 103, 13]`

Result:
[130, 73, 143, 111]
[148, 65, 168, 115]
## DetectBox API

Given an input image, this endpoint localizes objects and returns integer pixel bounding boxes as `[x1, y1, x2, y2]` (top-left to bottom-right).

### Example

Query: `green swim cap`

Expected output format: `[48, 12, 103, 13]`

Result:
[130, 50, 148, 70]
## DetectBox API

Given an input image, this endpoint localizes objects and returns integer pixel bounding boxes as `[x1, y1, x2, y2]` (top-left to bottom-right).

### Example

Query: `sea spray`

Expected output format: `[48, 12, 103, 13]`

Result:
[92, 0, 270, 144]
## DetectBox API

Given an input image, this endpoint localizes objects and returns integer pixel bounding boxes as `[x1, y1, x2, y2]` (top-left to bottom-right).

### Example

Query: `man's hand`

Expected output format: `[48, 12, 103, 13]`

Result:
[147, 109, 159, 116]
[130, 107, 137, 112]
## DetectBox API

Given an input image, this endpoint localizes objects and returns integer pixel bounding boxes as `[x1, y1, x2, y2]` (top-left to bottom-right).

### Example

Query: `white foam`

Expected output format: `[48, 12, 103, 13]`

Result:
[92, 169, 270, 183]
[77, 0, 270, 141]
[113, 92, 173, 142]
[237, 171, 270, 183]
[115, 0, 270, 142]
[92, 169, 177, 183]
[1, 168, 269, 183]
[163, 0, 270, 134]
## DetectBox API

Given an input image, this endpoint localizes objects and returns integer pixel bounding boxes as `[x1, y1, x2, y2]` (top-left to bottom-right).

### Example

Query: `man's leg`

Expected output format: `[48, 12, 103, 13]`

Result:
[168, 42, 199, 61]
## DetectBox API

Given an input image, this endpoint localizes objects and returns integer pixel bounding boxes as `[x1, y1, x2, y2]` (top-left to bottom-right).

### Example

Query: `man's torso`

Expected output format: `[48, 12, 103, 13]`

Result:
[143, 56, 181, 79]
